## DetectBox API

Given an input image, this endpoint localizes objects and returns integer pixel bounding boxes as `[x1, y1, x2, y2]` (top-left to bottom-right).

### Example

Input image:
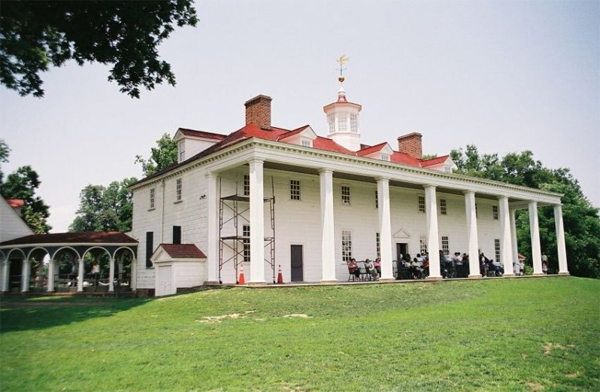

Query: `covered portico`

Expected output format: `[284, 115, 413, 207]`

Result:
[0, 232, 138, 294]
[202, 138, 569, 284]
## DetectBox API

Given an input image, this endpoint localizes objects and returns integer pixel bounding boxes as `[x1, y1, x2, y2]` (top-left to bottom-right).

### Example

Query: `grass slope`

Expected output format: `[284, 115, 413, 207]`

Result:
[1, 277, 599, 391]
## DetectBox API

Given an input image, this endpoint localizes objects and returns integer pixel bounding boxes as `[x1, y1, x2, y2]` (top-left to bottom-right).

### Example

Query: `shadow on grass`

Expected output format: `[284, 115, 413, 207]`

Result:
[0, 298, 151, 333]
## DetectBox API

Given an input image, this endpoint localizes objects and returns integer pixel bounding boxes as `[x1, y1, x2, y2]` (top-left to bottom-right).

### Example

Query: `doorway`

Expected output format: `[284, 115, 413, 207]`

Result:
[290, 245, 303, 282]
[396, 243, 408, 263]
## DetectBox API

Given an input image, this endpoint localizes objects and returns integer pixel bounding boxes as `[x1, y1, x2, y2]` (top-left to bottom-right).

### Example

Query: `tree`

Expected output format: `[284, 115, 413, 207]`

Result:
[0, 165, 52, 234]
[0, 139, 10, 183]
[135, 133, 178, 176]
[451, 145, 600, 278]
[0, 0, 198, 98]
[70, 177, 137, 232]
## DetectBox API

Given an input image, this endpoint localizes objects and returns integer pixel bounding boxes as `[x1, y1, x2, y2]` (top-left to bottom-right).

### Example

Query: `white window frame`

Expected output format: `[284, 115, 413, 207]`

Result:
[301, 138, 312, 147]
[493, 205, 499, 220]
[149, 188, 155, 210]
[418, 195, 426, 213]
[243, 175, 250, 196]
[341, 185, 351, 205]
[178, 140, 185, 162]
[342, 230, 352, 264]
[381, 153, 390, 162]
[419, 236, 428, 254]
[243, 225, 251, 262]
[327, 113, 335, 134]
[441, 236, 450, 253]
[440, 199, 447, 215]
[350, 113, 358, 133]
[494, 239, 501, 263]
[290, 179, 301, 201]
[339, 113, 348, 132]
[176, 179, 182, 202]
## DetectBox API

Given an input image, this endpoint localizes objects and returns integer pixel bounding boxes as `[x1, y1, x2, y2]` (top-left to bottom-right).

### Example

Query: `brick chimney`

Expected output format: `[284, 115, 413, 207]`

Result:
[245, 95, 272, 129]
[397, 132, 423, 159]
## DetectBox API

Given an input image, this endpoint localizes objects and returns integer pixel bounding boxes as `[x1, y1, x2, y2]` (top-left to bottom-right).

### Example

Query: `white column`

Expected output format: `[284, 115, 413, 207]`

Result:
[320, 169, 337, 283]
[47, 259, 55, 292]
[131, 256, 137, 291]
[499, 196, 514, 277]
[21, 258, 30, 292]
[108, 257, 115, 292]
[464, 191, 481, 278]
[249, 159, 266, 285]
[510, 208, 519, 274]
[529, 201, 543, 275]
[206, 172, 219, 283]
[377, 178, 394, 281]
[424, 185, 442, 279]
[2, 260, 10, 292]
[554, 205, 569, 275]
[77, 258, 84, 292]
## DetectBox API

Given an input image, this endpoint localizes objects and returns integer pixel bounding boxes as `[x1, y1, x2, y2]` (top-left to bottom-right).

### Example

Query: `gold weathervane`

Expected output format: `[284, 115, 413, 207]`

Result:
[337, 55, 349, 83]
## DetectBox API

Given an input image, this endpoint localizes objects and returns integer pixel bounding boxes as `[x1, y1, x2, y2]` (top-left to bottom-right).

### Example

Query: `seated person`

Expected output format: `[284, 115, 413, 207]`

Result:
[374, 258, 381, 276]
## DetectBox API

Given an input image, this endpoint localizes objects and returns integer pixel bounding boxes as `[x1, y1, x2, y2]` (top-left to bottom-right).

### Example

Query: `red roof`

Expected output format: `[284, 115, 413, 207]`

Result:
[6, 198, 25, 209]
[420, 155, 450, 167]
[277, 125, 311, 140]
[178, 128, 226, 140]
[390, 151, 422, 166]
[159, 244, 206, 259]
[0, 232, 137, 246]
[357, 142, 389, 156]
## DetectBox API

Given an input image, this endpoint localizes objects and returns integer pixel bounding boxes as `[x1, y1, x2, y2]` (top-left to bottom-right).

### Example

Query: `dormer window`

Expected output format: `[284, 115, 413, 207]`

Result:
[381, 154, 390, 162]
[178, 141, 185, 162]
[301, 138, 312, 147]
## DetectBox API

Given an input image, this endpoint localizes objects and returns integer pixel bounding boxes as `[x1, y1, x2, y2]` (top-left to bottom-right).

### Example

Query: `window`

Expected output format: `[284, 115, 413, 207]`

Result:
[301, 138, 312, 147]
[149, 188, 155, 209]
[327, 113, 335, 134]
[493, 205, 499, 220]
[494, 239, 501, 263]
[146, 232, 154, 268]
[350, 113, 358, 133]
[342, 230, 352, 263]
[290, 180, 301, 200]
[178, 141, 185, 162]
[381, 154, 390, 162]
[176, 179, 182, 202]
[441, 236, 450, 253]
[375, 190, 378, 209]
[243, 225, 250, 262]
[419, 236, 428, 254]
[243, 175, 250, 196]
[341, 185, 351, 205]
[376, 233, 381, 258]
[440, 199, 447, 215]
[173, 226, 181, 244]
[339, 113, 348, 132]
[418, 195, 426, 213]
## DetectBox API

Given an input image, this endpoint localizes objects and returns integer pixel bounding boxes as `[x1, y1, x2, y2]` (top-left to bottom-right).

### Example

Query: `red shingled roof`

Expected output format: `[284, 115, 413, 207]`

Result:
[357, 142, 389, 156]
[6, 198, 25, 209]
[0, 232, 137, 246]
[390, 151, 422, 166]
[420, 155, 450, 167]
[178, 128, 227, 140]
[159, 244, 206, 259]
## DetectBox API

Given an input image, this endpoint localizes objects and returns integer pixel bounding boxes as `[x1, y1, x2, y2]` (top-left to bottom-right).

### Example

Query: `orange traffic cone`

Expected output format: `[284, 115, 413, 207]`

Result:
[277, 265, 283, 284]
[238, 265, 246, 285]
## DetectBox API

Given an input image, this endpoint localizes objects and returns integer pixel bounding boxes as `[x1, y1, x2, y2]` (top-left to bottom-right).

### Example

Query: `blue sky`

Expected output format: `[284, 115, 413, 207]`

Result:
[1, 0, 598, 232]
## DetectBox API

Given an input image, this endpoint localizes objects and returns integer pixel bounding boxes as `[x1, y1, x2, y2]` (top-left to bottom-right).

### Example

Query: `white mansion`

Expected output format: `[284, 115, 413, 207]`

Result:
[127, 86, 569, 295]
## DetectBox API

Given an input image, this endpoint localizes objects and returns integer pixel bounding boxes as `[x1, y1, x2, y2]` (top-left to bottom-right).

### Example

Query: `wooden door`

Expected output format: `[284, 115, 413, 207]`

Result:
[290, 245, 303, 282]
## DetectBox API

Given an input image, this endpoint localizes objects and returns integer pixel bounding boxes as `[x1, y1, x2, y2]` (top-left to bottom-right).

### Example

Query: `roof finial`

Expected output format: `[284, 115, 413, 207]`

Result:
[337, 55, 349, 83]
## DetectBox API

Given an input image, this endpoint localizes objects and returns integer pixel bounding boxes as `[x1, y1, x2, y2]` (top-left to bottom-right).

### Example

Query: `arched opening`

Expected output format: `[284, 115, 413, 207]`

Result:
[82, 247, 111, 291]
[114, 247, 135, 292]
[5, 249, 26, 293]
[27, 248, 50, 293]
[52, 247, 81, 292]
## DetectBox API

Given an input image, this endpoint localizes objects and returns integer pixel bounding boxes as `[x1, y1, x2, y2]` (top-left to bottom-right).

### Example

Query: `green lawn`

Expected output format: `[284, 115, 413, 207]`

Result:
[1, 277, 598, 391]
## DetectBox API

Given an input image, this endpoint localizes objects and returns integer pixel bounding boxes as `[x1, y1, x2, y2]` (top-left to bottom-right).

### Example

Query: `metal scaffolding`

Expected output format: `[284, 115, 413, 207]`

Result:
[218, 178, 275, 283]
